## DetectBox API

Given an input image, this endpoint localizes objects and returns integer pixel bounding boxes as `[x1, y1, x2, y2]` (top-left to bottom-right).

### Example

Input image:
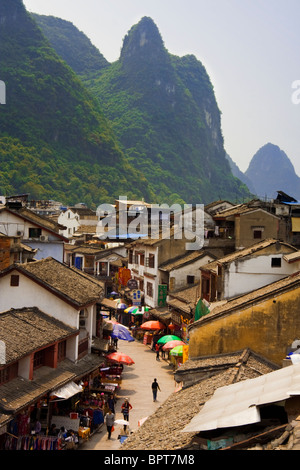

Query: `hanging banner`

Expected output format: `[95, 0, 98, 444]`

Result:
[118, 267, 131, 286]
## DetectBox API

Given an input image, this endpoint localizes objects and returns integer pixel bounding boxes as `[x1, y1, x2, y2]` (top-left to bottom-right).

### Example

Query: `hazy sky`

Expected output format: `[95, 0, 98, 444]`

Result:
[23, 0, 300, 175]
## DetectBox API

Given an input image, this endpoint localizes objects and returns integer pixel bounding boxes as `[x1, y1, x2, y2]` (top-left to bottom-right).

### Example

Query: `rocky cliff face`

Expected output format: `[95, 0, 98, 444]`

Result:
[0, 0, 153, 206]
[35, 14, 251, 205]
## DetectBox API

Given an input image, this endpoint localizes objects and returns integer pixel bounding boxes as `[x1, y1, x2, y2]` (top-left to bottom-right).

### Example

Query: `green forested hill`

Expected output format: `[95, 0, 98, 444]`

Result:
[0, 0, 153, 207]
[35, 14, 251, 205]
[32, 14, 109, 78]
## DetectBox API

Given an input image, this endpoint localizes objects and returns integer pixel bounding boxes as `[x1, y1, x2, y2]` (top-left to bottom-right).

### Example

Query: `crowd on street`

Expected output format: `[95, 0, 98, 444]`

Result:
[80, 330, 176, 450]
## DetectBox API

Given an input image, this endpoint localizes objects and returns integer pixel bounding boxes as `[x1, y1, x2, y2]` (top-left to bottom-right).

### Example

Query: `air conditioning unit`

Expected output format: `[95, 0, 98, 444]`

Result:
[17, 231, 24, 236]
[39, 235, 48, 242]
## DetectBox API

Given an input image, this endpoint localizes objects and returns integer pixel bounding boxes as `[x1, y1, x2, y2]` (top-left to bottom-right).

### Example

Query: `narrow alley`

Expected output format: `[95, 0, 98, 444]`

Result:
[79, 337, 177, 450]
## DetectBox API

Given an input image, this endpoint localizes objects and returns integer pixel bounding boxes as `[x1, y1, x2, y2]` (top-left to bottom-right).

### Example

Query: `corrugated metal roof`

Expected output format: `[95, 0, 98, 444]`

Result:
[182, 363, 300, 433]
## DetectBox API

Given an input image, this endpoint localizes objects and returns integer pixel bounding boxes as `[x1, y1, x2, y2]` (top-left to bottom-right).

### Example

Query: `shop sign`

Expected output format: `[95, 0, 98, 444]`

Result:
[127, 279, 138, 290]
[158, 284, 167, 307]
[132, 289, 141, 306]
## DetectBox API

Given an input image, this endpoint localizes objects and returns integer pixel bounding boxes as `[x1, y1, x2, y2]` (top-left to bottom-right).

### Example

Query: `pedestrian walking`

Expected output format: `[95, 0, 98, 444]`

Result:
[121, 398, 132, 431]
[107, 393, 115, 413]
[105, 409, 115, 440]
[155, 343, 160, 360]
[151, 378, 161, 402]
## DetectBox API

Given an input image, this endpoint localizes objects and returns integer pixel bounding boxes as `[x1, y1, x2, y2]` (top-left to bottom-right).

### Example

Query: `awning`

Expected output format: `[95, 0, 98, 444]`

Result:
[50, 381, 83, 399]
[101, 299, 118, 309]
[292, 217, 300, 232]
[182, 363, 300, 433]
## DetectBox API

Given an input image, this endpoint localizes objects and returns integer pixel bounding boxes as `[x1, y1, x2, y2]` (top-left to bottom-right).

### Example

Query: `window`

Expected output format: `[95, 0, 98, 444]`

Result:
[147, 254, 155, 268]
[29, 227, 42, 238]
[58, 341, 66, 362]
[253, 226, 264, 239]
[0, 363, 18, 385]
[129, 250, 133, 264]
[33, 349, 45, 370]
[271, 257, 281, 268]
[253, 230, 262, 239]
[187, 275, 195, 284]
[140, 254, 145, 266]
[147, 282, 153, 298]
[10, 275, 19, 286]
[0, 367, 9, 385]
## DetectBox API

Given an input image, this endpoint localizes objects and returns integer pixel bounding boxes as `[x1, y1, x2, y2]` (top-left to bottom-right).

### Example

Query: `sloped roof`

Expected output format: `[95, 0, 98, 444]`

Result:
[0, 354, 104, 416]
[0, 307, 77, 365]
[191, 270, 300, 328]
[167, 284, 200, 313]
[0, 206, 67, 238]
[200, 238, 296, 273]
[74, 224, 97, 235]
[121, 349, 277, 450]
[159, 250, 214, 272]
[0, 257, 104, 308]
[183, 362, 300, 433]
[283, 251, 300, 263]
[213, 201, 277, 220]
[130, 226, 188, 247]
[70, 244, 104, 254]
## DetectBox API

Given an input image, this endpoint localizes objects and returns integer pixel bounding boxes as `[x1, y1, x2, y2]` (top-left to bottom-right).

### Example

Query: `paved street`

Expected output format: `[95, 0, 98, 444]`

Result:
[80, 336, 176, 450]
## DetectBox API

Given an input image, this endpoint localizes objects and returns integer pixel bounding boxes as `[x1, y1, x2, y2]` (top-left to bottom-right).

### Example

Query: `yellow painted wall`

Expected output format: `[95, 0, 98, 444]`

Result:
[189, 286, 300, 365]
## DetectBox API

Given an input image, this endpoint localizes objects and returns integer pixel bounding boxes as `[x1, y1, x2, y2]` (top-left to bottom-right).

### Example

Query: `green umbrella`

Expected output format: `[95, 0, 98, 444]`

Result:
[157, 335, 181, 345]
[170, 345, 184, 356]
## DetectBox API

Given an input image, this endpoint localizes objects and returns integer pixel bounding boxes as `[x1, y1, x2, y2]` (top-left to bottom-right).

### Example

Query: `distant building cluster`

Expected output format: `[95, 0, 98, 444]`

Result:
[1, 190, 300, 450]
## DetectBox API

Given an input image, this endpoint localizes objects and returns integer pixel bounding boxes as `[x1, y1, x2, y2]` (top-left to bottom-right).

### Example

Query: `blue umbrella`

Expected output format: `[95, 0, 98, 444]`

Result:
[110, 322, 135, 342]
[117, 303, 127, 309]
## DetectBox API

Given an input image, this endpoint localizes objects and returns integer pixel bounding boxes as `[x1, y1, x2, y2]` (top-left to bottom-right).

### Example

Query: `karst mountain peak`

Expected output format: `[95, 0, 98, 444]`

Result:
[120, 16, 165, 59]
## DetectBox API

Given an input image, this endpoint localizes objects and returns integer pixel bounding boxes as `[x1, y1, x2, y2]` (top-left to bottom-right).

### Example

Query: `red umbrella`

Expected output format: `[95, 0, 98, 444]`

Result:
[140, 320, 165, 330]
[106, 352, 135, 365]
[162, 340, 185, 351]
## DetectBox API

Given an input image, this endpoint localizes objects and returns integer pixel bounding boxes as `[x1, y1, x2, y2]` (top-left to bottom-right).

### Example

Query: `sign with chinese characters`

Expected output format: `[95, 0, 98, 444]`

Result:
[158, 284, 167, 307]
[132, 289, 142, 306]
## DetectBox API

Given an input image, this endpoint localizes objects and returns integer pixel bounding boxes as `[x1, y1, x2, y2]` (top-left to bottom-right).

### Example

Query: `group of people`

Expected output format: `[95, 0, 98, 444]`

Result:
[81, 391, 116, 415]
[104, 398, 132, 439]
[104, 378, 161, 439]
[155, 343, 166, 360]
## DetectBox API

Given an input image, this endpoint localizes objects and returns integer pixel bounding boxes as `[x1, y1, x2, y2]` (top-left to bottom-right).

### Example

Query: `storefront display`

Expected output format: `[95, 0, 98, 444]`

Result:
[0, 357, 125, 450]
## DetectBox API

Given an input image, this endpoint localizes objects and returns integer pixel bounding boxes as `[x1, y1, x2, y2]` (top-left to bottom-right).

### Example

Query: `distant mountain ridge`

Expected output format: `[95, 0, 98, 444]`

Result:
[225, 154, 256, 194]
[32, 14, 109, 78]
[227, 143, 300, 201]
[245, 143, 300, 200]
[33, 14, 251, 205]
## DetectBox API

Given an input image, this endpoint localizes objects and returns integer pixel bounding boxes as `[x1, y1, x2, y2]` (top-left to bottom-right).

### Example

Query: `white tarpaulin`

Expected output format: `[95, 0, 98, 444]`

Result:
[182, 363, 300, 433]
[50, 381, 83, 399]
